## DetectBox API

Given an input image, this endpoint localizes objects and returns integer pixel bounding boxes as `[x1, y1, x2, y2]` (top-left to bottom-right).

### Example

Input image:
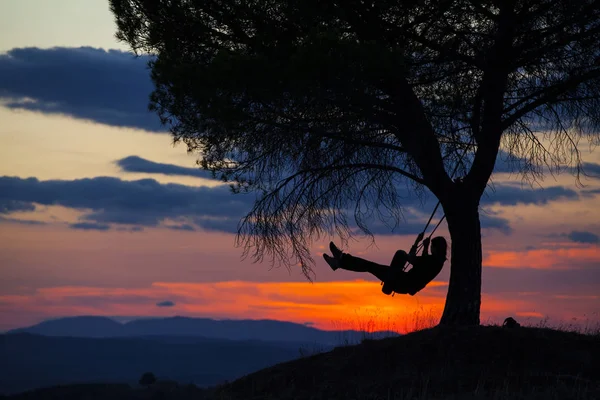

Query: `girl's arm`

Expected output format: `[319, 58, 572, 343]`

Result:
[409, 232, 425, 256]
[422, 237, 430, 256]
[409, 238, 431, 267]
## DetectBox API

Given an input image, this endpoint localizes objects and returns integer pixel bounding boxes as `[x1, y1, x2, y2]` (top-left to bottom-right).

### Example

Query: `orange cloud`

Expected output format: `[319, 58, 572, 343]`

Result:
[484, 246, 600, 269]
[516, 311, 544, 318]
[553, 295, 600, 300]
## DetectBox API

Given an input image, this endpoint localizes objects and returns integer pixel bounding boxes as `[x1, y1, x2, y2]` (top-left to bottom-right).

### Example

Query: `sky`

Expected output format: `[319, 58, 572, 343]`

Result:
[0, 0, 599, 334]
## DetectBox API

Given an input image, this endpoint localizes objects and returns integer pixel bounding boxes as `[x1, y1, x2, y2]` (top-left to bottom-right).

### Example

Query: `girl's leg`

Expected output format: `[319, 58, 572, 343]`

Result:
[339, 254, 393, 282]
[390, 250, 409, 269]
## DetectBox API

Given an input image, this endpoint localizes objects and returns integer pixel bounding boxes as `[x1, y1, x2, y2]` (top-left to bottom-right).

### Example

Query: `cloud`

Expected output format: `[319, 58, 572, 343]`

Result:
[349, 220, 428, 237]
[354, 214, 512, 236]
[581, 162, 600, 178]
[1, 172, 580, 236]
[0, 175, 253, 233]
[0, 47, 163, 132]
[480, 213, 513, 235]
[116, 156, 213, 179]
[566, 231, 599, 244]
[357, 181, 578, 236]
[481, 184, 578, 206]
[482, 265, 600, 296]
[487, 150, 600, 183]
[0, 200, 35, 214]
[492, 150, 531, 174]
[473, 149, 544, 176]
[0, 216, 46, 225]
[117, 226, 145, 232]
[582, 188, 600, 196]
[69, 222, 111, 231]
[156, 300, 176, 307]
[118, 155, 565, 211]
[484, 247, 600, 270]
[166, 224, 196, 232]
[544, 231, 600, 244]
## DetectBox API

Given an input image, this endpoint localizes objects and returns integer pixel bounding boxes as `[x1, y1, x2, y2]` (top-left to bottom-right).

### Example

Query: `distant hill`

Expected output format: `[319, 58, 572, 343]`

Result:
[0, 333, 327, 395]
[7, 316, 398, 345]
[7, 317, 123, 337]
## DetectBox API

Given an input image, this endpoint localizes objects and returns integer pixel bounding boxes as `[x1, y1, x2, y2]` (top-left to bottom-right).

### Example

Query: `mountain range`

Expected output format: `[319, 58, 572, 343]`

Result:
[1, 316, 398, 395]
[7, 316, 397, 345]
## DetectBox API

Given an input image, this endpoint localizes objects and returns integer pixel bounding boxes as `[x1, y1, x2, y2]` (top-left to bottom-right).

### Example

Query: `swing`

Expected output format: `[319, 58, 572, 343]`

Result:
[383, 151, 468, 296]
[383, 199, 445, 296]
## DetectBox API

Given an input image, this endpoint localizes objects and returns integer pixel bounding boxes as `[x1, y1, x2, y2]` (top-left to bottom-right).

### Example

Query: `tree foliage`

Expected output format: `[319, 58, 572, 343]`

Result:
[110, 0, 600, 281]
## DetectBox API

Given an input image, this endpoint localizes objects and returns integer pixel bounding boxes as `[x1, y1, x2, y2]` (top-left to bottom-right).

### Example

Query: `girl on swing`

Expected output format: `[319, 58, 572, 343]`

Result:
[323, 234, 448, 295]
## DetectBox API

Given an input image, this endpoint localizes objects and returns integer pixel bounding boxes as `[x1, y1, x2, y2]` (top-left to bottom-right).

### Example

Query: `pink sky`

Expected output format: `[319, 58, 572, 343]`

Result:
[1, 211, 599, 332]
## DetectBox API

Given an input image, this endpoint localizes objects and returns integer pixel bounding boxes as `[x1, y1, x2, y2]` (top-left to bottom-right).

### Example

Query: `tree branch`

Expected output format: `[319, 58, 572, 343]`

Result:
[293, 163, 426, 186]
[316, 131, 406, 153]
[503, 68, 600, 129]
[465, 0, 517, 196]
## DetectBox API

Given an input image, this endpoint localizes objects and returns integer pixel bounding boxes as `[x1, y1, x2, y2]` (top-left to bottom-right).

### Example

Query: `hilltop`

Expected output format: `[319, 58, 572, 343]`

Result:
[3, 324, 599, 400]
[211, 324, 599, 400]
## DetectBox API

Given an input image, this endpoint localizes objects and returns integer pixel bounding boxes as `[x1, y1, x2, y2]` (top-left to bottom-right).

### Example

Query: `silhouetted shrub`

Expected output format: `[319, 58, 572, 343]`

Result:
[139, 372, 157, 387]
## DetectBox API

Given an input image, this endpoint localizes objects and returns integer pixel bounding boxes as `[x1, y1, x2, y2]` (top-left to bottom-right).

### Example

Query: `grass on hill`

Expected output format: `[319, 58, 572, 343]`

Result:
[210, 323, 600, 400]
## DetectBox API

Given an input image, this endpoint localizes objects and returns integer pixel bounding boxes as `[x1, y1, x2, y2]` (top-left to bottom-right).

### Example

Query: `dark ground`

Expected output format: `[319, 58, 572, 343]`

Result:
[4, 324, 599, 400]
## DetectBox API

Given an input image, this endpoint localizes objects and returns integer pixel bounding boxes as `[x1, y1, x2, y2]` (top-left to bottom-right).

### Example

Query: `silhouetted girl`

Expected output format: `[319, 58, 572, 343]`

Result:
[323, 235, 448, 295]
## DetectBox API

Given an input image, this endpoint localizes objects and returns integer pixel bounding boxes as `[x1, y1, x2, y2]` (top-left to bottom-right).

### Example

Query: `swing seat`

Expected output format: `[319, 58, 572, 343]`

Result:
[381, 286, 419, 296]
[381, 279, 421, 296]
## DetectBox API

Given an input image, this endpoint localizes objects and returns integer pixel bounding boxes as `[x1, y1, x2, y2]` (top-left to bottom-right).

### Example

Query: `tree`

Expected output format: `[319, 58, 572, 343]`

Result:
[110, 0, 600, 326]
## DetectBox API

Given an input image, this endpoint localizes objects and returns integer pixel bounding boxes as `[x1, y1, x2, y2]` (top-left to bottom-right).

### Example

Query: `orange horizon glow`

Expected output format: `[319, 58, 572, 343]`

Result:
[2, 222, 599, 334]
[2, 279, 593, 334]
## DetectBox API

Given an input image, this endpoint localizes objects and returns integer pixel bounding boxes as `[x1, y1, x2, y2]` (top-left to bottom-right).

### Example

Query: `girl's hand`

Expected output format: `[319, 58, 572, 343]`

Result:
[416, 232, 425, 242]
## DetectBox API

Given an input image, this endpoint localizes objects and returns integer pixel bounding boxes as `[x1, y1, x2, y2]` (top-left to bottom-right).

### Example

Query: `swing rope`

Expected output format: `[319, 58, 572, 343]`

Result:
[405, 144, 472, 266]
[411, 172, 456, 248]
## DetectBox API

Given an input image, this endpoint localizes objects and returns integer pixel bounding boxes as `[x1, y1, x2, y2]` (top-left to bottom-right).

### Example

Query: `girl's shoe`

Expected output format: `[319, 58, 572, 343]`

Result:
[323, 254, 339, 271]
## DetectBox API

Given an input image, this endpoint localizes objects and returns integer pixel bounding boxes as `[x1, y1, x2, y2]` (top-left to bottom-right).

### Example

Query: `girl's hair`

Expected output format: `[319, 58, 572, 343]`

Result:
[431, 237, 448, 259]
[431, 236, 448, 250]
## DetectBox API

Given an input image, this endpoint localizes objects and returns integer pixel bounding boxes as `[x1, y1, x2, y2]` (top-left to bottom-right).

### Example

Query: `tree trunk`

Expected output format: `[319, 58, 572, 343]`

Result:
[439, 198, 482, 326]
